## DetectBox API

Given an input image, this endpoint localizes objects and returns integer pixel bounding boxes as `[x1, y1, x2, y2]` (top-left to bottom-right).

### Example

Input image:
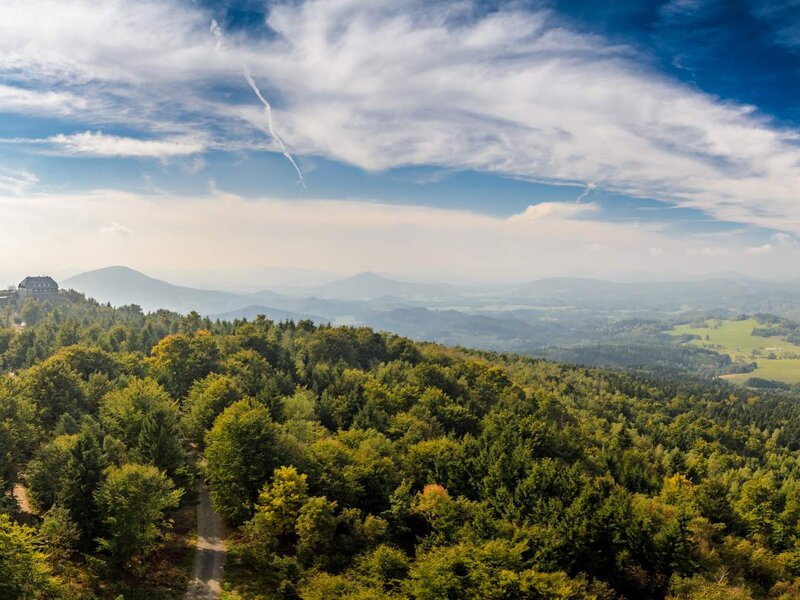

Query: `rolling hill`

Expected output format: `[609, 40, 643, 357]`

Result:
[63, 266, 262, 314]
[310, 271, 461, 301]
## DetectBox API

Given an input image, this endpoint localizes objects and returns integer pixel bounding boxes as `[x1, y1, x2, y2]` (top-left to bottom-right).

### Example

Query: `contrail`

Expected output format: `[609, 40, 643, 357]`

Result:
[243, 68, 307, 190]
[575, 181, 597, 203]
[209, 20, 306, 189]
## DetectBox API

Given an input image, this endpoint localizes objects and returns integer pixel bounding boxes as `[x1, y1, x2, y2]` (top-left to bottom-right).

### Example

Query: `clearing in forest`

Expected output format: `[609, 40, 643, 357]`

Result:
[670, 319, 800, 384]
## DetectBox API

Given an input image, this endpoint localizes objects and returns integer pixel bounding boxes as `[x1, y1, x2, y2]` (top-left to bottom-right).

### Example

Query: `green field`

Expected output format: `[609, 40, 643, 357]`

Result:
[670, 319, 800, 384]
[722, 360, 800, 385]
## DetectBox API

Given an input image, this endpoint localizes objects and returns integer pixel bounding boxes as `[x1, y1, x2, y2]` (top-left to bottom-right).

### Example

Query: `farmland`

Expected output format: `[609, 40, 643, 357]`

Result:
[670, 318, 800, 384]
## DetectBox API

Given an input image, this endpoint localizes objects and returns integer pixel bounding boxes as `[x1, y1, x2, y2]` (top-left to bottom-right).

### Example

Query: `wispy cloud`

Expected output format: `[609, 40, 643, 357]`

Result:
[250, 1, 800, 231]
[0, 186, 795, 281]
[99, 220, 132, 237]
[46, 131, 205, 158]
[0, 0, 800, 235]
[749, 0, 800, 52]
[746, 232, 800, 255]
[210, 19, 223, 50]
[0, 84, 91, 115]
[0, 168, 38, 195]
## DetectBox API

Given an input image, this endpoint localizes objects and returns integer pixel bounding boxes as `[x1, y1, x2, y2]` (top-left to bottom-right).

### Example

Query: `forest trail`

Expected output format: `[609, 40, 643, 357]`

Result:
[13, 483, 33, 523]
[185, 477, 225, 600]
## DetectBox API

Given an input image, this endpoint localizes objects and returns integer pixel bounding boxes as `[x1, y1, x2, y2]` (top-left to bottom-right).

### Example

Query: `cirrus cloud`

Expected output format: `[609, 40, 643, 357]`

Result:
[0, 0, 800, 240]
[46, 131, 206, 158]
[0, 167, 38, 195]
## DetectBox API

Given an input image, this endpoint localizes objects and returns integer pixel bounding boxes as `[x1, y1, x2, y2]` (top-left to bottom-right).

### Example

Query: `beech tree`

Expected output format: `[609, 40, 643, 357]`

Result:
[95, 463, 182, 563]
[181, 373, 242, 444]
[149, 331, 219, 399]
[0, 514, 55, 599]
[204, 399, 287, 523]
[100, 378, 188, 487]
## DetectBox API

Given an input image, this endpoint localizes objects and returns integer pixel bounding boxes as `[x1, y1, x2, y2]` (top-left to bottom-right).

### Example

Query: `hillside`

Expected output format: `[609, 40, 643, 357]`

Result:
[57, 266, 800, 385]
[670, 317, 800, 386]
[3, 296, 800, 598]
[311, 271, 461, 301]
[63, 266, 249, 314]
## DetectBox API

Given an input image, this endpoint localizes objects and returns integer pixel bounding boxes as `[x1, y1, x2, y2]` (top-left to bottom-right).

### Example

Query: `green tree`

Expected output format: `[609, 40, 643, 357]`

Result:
[0, 382, 39, 494]
[205, 399, 287, 523]
[48, 345, 119, 380]
[0, 514, 56, 599]
[243, 466, 312, 565]
[54, 320, 81, 348]
[26, 434, 78, 511]
[149, 331, 220, 398]
[19, 298, 42, 327]
[736, 473, 780, 542]
[222, 349, 274, 397]
[95, 463, 182, 563]
[251, 467, 308, 542]
[356, 545, 410, 594]
[100, 378, 187, 487]
[404, 437, 468, 495]
[299, 572, 388, 600]
[181, 373, 242, 444]
[61, 418, 106, 550]
[39, 506, 81, 558]
[19, 358, 88, 428]
[407, 540, 607, 600]
[296, 495, 338, 567]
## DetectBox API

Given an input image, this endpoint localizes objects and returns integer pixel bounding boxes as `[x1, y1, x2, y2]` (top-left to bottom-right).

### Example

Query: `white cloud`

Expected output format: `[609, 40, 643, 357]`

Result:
[746, 232, 800, 255]
[0, 168, 38, 195]
[1, 0, 800, 235]
[0, 187, 794, 282]
[746, 243, 773, 255]
[248, 1, 800, 231]
[686, 246, 728, 256]
[99, 221, 132, 236]
[46, 131, 205, 158]
[0, 84, 91, 115]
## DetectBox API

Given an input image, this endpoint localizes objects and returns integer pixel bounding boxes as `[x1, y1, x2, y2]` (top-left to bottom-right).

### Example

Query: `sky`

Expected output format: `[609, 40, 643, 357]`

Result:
[2, 0, 800, 287]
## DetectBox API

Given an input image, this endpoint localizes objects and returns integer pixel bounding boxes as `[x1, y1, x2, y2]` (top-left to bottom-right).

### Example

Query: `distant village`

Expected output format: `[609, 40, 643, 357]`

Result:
[0, 276, 60, 308]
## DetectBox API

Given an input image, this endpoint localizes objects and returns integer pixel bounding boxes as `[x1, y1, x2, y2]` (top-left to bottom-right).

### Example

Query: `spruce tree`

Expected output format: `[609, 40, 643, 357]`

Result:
[61, 418, 106, 551]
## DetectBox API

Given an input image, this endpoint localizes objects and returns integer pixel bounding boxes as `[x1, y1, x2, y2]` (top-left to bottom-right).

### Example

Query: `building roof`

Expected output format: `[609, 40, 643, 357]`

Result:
[19, 276, 59, 289]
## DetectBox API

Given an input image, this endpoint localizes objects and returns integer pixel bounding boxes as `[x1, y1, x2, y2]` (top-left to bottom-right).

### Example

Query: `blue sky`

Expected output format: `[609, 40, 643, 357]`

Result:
[1, 0, 800, 286]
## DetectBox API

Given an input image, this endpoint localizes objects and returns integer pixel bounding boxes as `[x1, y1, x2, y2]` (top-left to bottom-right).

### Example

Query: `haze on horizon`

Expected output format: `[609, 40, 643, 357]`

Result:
[3, 0, 800, 287]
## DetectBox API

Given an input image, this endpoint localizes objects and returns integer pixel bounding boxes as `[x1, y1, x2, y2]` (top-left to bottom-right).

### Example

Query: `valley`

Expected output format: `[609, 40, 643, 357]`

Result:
[671, 318, 800, 385]
[57, 266, 800, 388]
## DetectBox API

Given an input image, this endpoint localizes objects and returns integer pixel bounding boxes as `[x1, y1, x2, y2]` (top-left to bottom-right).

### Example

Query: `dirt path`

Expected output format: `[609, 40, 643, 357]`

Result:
[185, 477, 225, 600]
[13, 483, 33, 523]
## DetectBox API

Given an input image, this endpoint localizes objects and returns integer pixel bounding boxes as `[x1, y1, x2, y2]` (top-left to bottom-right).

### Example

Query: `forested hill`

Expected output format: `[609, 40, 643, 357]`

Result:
[3, 296, 800, 599]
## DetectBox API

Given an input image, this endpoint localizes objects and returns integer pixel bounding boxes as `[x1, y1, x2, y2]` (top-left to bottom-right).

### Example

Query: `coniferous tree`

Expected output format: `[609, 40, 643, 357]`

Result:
[61, 418, 106, 550]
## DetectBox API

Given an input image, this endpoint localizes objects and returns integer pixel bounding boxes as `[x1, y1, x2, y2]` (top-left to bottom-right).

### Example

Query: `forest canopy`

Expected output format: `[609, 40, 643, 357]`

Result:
[2, 295, 800, 599]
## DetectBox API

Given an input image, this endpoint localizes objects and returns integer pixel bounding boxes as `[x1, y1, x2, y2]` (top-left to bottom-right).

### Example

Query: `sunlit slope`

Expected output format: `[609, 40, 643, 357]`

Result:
[671, 319, 800, 384]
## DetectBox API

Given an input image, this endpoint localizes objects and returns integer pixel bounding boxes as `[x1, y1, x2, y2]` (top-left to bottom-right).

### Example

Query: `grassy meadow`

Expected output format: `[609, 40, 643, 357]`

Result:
[671, 318, 800, 384]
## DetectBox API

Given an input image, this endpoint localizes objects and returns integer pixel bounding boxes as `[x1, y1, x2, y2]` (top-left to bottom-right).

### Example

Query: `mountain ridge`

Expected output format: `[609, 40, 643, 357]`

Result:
[63, 266, 258, 314]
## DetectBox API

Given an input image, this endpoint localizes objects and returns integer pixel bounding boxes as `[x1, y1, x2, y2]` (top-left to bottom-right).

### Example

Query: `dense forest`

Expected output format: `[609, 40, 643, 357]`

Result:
[4, 295, 800, 598]
[536, 341, 743, 379]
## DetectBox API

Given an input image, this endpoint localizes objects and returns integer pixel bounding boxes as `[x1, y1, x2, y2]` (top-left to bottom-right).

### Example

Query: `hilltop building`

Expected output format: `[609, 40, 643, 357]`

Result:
[17, 276, 59, 301]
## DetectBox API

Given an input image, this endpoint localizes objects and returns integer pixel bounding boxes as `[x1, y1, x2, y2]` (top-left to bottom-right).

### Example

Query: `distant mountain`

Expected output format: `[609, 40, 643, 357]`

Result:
[60, 266, 800, 357]
[507, 277, 800, 312]
[63, 266, 258, 314]
[312, 271, 461, 301]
